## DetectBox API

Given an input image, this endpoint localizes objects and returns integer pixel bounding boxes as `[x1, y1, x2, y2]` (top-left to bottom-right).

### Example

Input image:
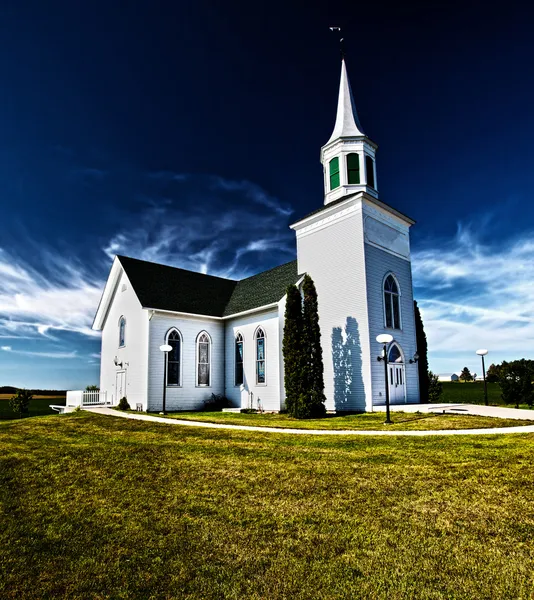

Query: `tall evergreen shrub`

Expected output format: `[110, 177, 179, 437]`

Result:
[414, 301, 429, 402]
[282, 284, 304, 416]
[301, 275, 326, 418]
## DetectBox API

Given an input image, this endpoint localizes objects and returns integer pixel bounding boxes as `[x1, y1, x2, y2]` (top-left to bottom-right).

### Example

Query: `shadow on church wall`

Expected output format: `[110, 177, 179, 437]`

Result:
[332, 317, 365, 412]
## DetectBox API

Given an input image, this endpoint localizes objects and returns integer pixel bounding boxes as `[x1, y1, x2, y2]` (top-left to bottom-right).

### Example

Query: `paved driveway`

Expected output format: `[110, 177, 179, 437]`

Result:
[388, 403, 534, 421]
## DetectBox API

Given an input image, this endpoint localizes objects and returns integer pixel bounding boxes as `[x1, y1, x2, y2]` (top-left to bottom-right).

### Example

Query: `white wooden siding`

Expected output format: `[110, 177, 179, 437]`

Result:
[364, 243, 420, 405]
[295, 201, 372, 412]
[147, 312, 224, 412]
[224, 308, 281, 411]
[99, 269, 149, 407]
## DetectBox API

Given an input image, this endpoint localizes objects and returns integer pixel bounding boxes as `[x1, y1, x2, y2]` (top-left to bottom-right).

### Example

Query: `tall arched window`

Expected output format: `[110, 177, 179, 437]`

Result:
[235, 333, 244, 386]
[197, 332, 211, 386]
[119, 317, 126, 347]
[256, 328, 266, 384]
[166, 329, 182, 386]
[329, 157, 340, 190]
[388, 343, 403, 363]
[347, 153, 360, 184]
[384, 274, 401, 329]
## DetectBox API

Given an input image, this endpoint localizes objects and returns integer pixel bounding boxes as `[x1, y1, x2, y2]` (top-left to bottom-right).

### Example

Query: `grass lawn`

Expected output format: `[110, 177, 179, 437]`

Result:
[0, 396, 65, 420]
[441, 382, 534, 410]
[149, 410, 534, 430]
[2, 412, 534, 599]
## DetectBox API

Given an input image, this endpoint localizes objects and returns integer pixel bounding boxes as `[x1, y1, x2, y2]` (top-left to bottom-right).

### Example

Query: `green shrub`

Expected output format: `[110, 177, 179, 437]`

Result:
[240, 408, 257, 414]
[117, 397, 130, 411]
[428, 371, 443, 403]
[203, 394, 231, 411]
[9, 389, 33, 418]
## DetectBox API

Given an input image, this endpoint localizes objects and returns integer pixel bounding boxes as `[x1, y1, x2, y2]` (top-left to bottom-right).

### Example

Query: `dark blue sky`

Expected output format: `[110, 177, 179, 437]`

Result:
[2, 0, 534, 388]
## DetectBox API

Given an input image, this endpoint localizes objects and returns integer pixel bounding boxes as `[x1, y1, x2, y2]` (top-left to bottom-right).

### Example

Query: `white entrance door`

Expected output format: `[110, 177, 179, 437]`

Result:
[388, 364, 406, 404]
[115, 371, 126, 403]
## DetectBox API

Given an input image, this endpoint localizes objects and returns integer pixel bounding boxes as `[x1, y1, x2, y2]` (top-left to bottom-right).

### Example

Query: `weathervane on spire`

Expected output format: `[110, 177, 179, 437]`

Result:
[329, 26, 345, 59]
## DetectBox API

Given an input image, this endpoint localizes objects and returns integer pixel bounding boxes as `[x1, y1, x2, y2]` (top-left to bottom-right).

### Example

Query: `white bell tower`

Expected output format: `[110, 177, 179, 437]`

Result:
[321, 59, 379, 205]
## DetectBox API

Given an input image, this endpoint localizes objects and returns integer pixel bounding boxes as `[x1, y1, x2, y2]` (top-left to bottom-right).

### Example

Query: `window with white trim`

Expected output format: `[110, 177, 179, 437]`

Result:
[384, 274, 401, 329]
[235, 333, 244, 386]
[197, 332, 211, 386]
[256, 328, 266, 384]
[166, 329, 181, 386]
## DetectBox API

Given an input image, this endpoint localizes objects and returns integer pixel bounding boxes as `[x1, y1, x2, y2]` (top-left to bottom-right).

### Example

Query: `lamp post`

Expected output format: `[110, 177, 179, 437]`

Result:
[376, 334, 394, 424]
[159, 344, 172, 414]
[476, 349, 489, 406]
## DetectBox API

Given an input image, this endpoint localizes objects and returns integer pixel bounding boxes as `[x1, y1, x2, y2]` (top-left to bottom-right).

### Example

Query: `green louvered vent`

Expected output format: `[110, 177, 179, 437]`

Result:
[347, 153, 360, 184]
[366, 155, 375, 189]
[329, 157, 340, 190]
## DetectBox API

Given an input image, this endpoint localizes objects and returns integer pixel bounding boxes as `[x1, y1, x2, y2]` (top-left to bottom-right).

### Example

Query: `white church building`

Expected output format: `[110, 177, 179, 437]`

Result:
[92, 59, 420, 413]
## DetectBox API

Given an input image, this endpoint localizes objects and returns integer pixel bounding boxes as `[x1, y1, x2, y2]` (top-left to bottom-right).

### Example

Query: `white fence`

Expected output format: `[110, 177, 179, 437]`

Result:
[66, 390, 110, 407]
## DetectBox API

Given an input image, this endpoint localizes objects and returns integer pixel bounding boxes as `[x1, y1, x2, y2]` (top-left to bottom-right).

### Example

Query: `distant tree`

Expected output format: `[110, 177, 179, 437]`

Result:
[428, 371, 443, 403]
[414, 301, 429, 402]
[499, 359, 534, 409]
[486, 363, 501, 383]
[9, 389, 33, 419]
[85, 385, 99, 391]
[283, 284, 305, 417]
[459, 367, 473, 382]
[300, 275, 326, 418]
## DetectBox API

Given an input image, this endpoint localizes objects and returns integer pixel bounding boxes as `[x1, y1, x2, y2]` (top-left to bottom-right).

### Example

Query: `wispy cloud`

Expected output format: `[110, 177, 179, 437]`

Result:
[413, 224, 534, 362]
[106, 173, 295, 279]
[1, 346, 78, 359]
[0, 247, 103, 340]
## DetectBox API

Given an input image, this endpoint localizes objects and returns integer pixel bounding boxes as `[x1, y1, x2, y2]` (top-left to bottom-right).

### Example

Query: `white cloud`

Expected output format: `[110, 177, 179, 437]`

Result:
[413, 225, 534, 367]
[0, 346, 77, 359]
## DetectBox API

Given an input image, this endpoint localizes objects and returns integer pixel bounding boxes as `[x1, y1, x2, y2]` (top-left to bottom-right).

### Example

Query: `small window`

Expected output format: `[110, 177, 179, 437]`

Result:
[347, 153, 360, 184]
[366, 155, 375, 189]
[119, 317, 126, 347]
[197, 332, 211, 386]
[167, 329, 181, 386]
[235, 333, 244, 386]
[384, 274, 401, 329]
[388, 343, 403, 363]
[256, 328, 266, 384]
[329, 157, 340, 190]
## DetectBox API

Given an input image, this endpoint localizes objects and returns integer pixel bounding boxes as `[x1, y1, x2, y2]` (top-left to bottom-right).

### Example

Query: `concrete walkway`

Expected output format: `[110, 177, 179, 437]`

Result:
[85, 405, 534, 436]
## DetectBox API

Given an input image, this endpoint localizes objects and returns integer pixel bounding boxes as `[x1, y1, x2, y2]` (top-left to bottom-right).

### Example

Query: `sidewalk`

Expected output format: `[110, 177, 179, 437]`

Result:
[85, 406, 534, 436]
[388, 403, 534, 421]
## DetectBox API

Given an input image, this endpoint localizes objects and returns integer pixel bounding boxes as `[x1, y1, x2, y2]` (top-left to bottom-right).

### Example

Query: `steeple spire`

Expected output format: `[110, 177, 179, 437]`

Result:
[326, 59, 365, 144]
[320, 57, 379, 205]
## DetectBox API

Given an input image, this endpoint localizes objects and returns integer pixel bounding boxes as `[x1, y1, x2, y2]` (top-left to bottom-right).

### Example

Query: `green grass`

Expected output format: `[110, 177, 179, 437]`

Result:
[0, 396, 65, 420]
[149, 410, 534, 430]
[441, 381, 534, 410]
[2, 412, 534, 599]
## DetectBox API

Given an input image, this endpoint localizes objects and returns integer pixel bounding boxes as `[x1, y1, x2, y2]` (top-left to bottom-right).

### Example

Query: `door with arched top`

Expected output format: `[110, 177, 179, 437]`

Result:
[387, 343, 406, 404]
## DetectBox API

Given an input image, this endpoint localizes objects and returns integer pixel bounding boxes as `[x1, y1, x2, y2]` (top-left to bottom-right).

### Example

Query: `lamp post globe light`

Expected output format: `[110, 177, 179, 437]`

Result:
[159, 344, 173, 414]
[376, 334, 394, 424]
[476, 349, 489, 406]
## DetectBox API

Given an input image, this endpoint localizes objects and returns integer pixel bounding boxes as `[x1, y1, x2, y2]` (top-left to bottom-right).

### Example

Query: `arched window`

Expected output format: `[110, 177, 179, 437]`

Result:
[388, 343, 403, 363]
[384, 274, 401, 329]
[256, 328, 266, 384]
[347, 153, 360, 184]
[118, 317, 126, 347]
[197, 332, 211, 386]
[235, 333, 244, 386]
[329, 157, 340, 190]
[166, 329, 182, 386]
[366, 155, 376, 189]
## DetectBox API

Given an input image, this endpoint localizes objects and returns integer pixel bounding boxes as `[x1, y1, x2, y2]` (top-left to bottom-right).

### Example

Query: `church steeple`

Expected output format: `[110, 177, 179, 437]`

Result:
[321, 58, 378, 205]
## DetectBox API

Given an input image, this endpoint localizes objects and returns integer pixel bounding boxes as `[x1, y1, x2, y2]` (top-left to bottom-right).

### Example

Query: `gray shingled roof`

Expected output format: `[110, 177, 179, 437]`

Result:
[118, 256, 300, 318]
